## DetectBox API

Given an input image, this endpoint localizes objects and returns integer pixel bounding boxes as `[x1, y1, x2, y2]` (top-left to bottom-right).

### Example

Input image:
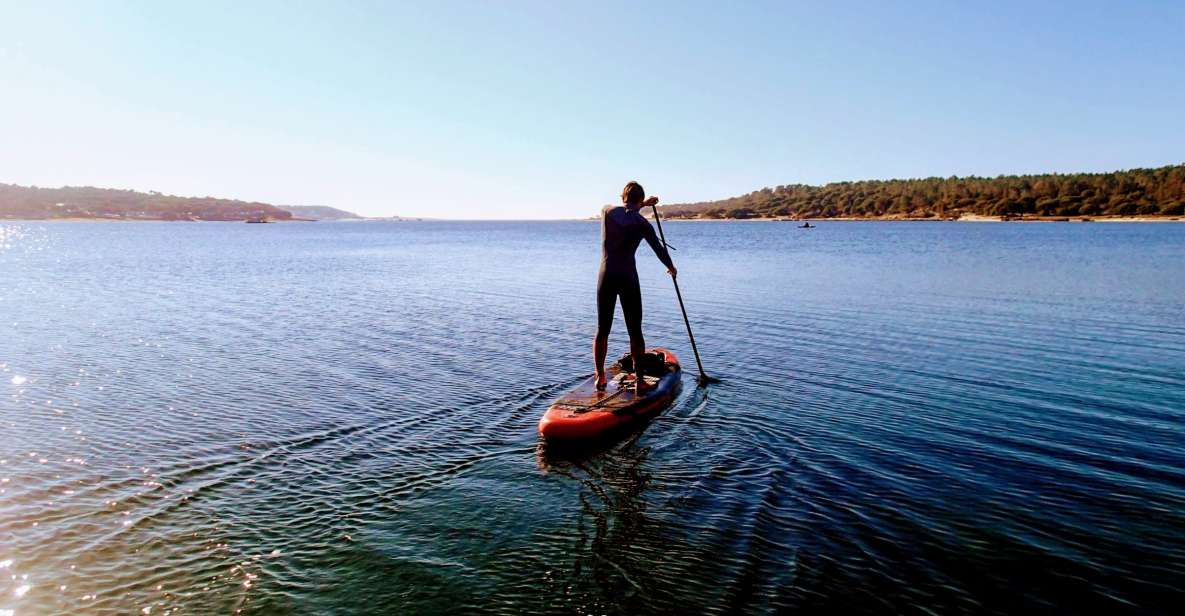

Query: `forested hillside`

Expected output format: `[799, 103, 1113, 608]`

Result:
[660, 165, 1185, 219]
[279, 205, 363, 220]
[0, 184, 293, 221]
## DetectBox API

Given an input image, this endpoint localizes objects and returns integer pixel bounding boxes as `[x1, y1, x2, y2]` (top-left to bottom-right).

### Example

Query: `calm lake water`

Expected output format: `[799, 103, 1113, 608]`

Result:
[2, 220, 1184, 615]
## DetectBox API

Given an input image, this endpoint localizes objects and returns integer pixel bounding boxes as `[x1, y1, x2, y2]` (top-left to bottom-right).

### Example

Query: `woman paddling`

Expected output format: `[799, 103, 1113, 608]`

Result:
[594, 181, 677, 394]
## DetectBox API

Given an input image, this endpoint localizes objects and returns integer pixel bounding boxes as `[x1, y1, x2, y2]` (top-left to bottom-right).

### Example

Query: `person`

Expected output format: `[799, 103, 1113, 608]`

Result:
[594, 181, 677, 394]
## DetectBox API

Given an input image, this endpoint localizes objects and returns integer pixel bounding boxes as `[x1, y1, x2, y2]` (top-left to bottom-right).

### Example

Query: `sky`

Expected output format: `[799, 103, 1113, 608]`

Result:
[1, 1, 1183, 219]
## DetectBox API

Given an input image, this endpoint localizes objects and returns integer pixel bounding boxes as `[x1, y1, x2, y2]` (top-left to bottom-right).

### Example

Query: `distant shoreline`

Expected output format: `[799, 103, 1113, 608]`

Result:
[656, 164, 1185, 221]
[0, 217, 316, 223]
[4, 215, 1183, 224]
[661, 214, 1184, 223]
[0, 217, 436, 225]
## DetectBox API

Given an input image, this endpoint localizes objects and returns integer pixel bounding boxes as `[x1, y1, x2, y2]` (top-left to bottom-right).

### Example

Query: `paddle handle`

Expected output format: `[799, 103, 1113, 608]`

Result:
[651, 204, 709, 383]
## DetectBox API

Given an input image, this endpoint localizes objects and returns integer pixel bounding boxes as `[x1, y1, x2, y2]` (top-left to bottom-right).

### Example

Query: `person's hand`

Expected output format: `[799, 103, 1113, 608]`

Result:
[643, 196, 659, 207]
[667, 265, 678, 278]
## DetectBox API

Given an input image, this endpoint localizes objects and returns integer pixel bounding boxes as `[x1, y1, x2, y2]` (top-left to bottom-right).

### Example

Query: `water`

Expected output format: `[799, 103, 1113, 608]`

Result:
[1, 220, 1183, 615]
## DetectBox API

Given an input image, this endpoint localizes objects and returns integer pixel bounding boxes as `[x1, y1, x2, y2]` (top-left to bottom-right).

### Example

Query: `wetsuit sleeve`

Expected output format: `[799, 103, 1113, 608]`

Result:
[642, 219, 675, 270]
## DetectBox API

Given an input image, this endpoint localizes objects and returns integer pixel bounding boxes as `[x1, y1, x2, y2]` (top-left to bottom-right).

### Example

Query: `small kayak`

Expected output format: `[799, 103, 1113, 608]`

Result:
[539, 349, 681, 440]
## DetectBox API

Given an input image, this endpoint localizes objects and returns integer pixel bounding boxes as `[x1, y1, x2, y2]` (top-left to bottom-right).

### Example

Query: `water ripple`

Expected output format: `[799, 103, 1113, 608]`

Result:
[1, 221, 1183, 614]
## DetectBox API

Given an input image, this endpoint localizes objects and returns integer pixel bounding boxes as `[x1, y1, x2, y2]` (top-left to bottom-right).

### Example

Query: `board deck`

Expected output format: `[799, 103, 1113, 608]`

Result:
[550, 373, 662, 413]
[539, 348, 681, 440]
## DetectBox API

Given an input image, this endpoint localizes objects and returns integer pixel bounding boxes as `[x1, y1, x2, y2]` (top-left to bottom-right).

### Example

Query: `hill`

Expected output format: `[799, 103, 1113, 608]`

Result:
[659, 164, 1185, 220]
[279, 205, 363, 220]
[0, 183, 293, 221]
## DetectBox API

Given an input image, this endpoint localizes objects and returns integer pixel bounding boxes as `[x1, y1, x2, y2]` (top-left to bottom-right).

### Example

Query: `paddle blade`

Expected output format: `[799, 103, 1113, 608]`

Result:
[696, 373, 721, 386]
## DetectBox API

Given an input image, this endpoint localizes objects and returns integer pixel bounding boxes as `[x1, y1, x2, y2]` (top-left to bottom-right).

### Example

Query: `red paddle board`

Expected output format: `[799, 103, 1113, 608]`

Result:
[538, 348, 681, 440]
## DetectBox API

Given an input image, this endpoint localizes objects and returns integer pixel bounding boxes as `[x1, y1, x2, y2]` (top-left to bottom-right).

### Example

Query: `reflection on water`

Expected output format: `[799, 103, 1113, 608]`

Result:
[1, 220, 1184, 614]
[537, 432, 657, 613]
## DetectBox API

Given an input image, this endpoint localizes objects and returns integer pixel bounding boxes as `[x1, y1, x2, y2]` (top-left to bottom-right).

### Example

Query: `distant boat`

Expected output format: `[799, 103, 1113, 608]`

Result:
[799, 222, 814, 228]
[245, 218, 272, 224]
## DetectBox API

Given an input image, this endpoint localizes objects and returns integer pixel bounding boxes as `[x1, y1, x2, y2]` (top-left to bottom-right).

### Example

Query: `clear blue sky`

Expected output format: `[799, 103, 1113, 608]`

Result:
[2, 1, 1182, 219]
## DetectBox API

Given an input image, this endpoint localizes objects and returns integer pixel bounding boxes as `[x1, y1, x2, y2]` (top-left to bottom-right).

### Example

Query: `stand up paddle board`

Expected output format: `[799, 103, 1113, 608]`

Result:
[539, 348, 681, 440]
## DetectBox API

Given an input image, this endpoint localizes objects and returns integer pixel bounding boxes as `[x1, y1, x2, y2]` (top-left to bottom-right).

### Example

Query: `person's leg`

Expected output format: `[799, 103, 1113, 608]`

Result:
[594, 279, 617, 389]
[593, 336, 608, 389]
[620, 278, 648, 393]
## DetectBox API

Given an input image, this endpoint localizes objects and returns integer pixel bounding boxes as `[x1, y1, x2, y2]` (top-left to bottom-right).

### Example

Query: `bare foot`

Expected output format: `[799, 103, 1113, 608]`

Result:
[595, 373, 607, 390]
[634, 378, 654, 395]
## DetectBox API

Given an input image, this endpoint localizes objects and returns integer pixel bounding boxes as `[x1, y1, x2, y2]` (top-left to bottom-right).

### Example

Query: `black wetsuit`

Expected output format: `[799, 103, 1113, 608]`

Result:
[596, 205, 674, 340]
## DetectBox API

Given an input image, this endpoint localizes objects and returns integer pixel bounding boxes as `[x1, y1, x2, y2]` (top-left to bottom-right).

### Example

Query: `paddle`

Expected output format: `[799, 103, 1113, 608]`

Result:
[650, 203, 720, 386]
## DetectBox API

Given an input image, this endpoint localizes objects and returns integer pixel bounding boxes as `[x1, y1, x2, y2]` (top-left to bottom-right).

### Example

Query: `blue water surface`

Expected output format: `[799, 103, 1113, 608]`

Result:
[1, 220, 1183, 614]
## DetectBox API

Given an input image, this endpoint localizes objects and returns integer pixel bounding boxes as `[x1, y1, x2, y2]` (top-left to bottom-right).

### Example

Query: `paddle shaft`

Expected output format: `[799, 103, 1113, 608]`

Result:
[650, 204, 710, 383]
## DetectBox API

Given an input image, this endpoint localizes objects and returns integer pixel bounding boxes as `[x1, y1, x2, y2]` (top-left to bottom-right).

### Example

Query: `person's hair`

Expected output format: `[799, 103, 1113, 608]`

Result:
[621, 181, 645, 207]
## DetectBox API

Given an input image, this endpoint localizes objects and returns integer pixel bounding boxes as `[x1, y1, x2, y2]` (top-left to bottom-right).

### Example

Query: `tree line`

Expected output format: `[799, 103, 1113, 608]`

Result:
[0, 183, 293, 221]
[659, 164, 1185, 219]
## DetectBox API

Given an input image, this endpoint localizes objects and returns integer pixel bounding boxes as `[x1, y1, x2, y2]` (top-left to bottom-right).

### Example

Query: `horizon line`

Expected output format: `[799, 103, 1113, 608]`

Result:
[5, 160, 1183, 219]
